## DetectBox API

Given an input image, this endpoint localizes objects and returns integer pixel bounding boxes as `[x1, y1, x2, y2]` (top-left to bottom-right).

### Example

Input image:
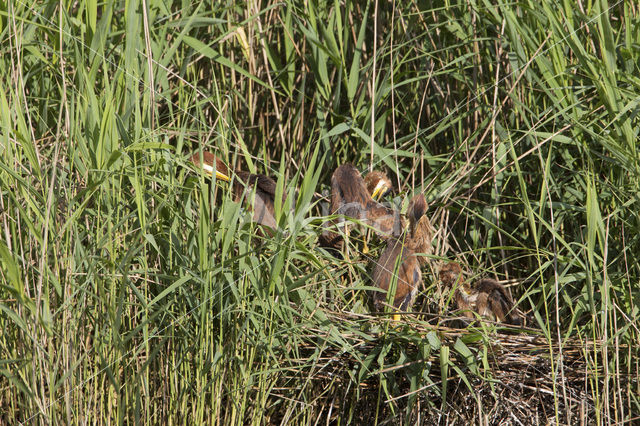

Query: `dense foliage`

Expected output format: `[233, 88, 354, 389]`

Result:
[0, 0, 638, 423]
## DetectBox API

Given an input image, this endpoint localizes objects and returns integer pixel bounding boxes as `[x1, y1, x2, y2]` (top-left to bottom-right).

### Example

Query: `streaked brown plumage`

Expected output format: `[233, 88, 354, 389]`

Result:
[371, 237, 421, 314]
[439, 262, 522, 325]
[319, 164, 403, 253]
[405, 194, 432, 263]
[371, 194, 432, 318]
[190, 151, 283, 230]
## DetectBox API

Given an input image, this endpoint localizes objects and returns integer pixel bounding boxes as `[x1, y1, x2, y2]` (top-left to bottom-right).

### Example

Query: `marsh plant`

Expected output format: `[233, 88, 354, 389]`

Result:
[0, 0, 638, 424]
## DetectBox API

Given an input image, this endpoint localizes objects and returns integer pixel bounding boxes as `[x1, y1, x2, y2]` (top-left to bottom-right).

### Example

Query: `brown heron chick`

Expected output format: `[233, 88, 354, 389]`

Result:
[319, 164, 404, 255]
[364, 170, 393, 200]
[439, 262, 522, 325]
[371, 194, 431, 320]
[190, 151, 282, 230]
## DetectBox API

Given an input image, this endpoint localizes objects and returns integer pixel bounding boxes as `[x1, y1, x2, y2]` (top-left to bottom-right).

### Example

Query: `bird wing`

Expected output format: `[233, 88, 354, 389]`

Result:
[331, 164, 370, 212]
[397, 259, 421, 311]
[372, 238, 420, 310]
[474, 279, 519, 323]
[474, 279, 514, 304]
[234, 172, 279, 229]
[365, 201, 404, 237]
[251, 189, 278, 229]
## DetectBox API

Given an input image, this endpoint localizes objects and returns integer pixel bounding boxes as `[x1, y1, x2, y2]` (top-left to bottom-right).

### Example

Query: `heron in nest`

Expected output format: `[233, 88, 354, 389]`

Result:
[190, 151, 284, 231]
[439, 262, 523, 325]
[371, 194, 433, 321]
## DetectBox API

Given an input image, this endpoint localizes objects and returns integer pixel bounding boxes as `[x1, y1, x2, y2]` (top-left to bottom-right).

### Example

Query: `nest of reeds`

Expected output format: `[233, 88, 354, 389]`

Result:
[264, 311, 631, 424]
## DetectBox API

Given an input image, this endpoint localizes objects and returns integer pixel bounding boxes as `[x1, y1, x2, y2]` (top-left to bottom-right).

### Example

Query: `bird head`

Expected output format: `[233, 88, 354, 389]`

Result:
[190, 151, 230, 182]
[364, 171, 392, 200]
[439, 262, 463, 288]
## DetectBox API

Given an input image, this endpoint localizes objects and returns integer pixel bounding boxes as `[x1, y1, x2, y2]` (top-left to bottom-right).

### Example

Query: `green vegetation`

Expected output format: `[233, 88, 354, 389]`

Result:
[1, 0, 638, 423]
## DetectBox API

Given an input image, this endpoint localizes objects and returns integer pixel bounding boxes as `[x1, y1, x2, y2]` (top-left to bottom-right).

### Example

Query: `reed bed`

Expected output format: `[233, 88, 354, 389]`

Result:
[1, 0, 638, 423]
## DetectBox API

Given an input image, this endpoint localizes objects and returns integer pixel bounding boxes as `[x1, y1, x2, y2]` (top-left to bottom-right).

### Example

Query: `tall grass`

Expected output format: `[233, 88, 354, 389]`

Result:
[0, 0, 638, 423]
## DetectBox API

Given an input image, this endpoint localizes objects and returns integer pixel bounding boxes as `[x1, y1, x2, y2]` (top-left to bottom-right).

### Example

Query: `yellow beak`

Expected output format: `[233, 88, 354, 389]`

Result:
[215, 170, 230, 182]
[199, 162, 230, 182]
[371, 180, 387, 200]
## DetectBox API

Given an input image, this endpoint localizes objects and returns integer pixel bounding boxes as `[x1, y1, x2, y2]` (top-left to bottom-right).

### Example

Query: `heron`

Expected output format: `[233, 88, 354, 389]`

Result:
[371, 194, 433, 320]
[439, 262, 523, 325]
[190, 151, 283, 231]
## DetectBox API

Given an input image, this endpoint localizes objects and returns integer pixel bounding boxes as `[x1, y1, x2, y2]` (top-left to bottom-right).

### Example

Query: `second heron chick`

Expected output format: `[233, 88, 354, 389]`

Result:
[371, 194, 433, 320]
